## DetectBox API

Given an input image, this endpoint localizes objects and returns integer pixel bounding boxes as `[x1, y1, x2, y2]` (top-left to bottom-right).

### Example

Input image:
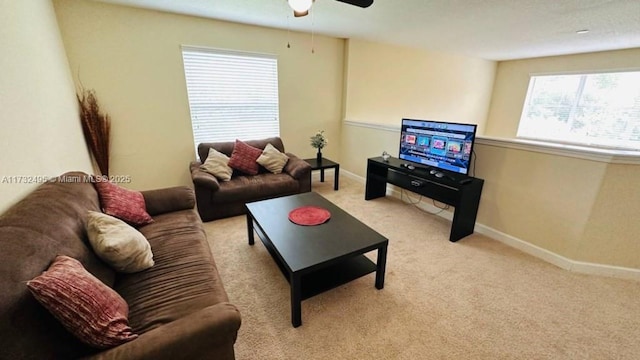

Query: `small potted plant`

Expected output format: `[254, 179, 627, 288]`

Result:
[310, 130, 328, 163]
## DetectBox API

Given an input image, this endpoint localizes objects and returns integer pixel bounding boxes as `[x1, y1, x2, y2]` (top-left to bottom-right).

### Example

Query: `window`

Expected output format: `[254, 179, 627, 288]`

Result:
[181, 46, 280, 153]
[517, 70, 640, 151]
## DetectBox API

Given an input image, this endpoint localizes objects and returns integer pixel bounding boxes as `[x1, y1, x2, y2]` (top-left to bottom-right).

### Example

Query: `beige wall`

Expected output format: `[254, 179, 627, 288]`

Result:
[480, 48, 640, 269]
[53, 0, 344, 190]
[344, 40, 496, 131]
[473, 142, 640, 268]
[341, 123, 401, 177]
[341, 39, 496, 176]
[473, 143, 606, 258]
[0, 0, 92, 213]
[580, 163, 640, 267]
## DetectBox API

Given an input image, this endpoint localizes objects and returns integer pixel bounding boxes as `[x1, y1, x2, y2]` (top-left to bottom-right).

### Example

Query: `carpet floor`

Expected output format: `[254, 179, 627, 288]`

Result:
[203, 176, 640, 359]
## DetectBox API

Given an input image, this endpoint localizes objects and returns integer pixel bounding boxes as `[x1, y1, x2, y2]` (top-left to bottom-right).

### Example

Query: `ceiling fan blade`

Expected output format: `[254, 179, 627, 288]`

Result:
[335, 0, 374, 8]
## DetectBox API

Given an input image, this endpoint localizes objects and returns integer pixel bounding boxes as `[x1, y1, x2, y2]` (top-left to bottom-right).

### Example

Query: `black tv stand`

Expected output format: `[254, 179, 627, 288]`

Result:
[365, 156, 484, 242]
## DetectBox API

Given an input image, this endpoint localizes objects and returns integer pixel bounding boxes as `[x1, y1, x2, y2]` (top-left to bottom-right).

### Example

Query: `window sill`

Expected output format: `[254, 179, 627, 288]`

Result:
[476, 136, 640, 165]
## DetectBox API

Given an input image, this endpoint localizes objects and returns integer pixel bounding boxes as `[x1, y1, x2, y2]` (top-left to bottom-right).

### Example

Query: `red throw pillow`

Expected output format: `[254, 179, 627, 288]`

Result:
[94, 180, 153, 226]
[26, 255, 138, 349]
[228, 139, 263, 175]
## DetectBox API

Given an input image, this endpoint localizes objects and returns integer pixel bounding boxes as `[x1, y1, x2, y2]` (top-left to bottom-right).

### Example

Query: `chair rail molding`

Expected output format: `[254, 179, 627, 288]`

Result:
[343, 120, 640, 165]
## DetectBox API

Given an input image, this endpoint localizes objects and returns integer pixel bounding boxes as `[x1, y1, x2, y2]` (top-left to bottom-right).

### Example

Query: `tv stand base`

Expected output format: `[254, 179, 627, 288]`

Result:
[365, 157, 484, 242]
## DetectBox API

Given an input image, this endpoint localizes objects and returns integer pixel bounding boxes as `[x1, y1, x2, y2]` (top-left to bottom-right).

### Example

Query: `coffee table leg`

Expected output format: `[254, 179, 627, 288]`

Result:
[375, 244, 387, 289]
[320, 168, 325, 182]
[291, 273, 302, 327]
[246, 213, 255, 246]
[334, 165, 340, 191]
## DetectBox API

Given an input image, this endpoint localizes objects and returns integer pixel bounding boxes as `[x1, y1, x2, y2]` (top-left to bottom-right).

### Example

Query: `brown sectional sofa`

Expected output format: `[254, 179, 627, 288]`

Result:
[190, 137, 312, 221]
[0, 172, 241, 359]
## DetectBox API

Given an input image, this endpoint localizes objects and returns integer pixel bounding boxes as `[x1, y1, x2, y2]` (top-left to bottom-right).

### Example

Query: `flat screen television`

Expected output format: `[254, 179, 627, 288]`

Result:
[399, 118, 477, 175]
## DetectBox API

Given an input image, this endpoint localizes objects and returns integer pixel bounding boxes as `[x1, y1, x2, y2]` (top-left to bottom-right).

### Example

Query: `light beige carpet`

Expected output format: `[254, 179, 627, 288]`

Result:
[203, 176, 640, 360]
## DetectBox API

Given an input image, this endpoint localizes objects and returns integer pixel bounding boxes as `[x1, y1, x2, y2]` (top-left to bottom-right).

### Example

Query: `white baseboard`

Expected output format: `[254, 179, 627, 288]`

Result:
[474, 224, 640, 281]
[339, 169, 360, 182]
[340, 169, 640, 281]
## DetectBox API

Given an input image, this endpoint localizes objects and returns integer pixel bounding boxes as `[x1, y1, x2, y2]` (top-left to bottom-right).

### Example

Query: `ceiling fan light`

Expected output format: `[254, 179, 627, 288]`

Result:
[288, 0, 313, 13]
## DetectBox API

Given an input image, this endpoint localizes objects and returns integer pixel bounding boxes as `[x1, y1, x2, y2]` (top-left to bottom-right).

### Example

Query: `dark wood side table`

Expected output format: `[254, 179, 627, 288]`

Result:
[303, 157, 340, 190]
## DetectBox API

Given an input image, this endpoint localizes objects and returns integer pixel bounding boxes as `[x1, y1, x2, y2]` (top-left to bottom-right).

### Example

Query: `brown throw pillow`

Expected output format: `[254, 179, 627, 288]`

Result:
[26, 255, 138, 349]
[228, 139, 263, 175]
[94, 180, 153, 226]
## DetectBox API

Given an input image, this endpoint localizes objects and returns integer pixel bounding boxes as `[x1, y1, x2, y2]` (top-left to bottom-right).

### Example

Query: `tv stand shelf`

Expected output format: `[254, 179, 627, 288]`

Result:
[365, 157, 484, 242]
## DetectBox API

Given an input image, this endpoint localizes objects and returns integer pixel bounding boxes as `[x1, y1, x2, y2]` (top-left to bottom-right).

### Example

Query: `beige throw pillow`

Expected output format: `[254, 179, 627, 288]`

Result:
[257, 143, 289, 174]
[201, 148, 233, 181]
[86, 211, 154, 273]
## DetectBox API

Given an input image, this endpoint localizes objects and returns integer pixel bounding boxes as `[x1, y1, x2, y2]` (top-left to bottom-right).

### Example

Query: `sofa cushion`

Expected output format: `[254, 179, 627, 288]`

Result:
[26, 255, 138, 349]
[257, 143, 289, 174]
[213, 173, 300, 203]
[94, 180, 154, 226]
[227, 139, 263, 175]
[201, 148, 233, 181]
[115, 209, 228, 334]
[143, 186, 197, 216]
[86, 211, 154, 273]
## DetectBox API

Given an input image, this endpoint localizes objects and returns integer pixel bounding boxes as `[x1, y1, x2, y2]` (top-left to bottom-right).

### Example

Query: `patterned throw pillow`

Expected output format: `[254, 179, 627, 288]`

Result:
[94, 180, 153, 226]
[86, 211, 154, 273]
[256, 143, 289, 174]
[26, 255, 138, 349]
[200, 148, 233, 181]
[227, 139, 263, 175]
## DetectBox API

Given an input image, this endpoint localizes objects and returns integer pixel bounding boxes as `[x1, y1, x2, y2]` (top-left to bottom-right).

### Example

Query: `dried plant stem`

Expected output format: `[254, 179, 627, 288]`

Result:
[77, 89, 110, 176]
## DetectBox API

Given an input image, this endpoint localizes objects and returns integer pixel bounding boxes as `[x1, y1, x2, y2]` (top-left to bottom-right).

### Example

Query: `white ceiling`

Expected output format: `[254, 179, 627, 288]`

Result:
[94, 0, 640, 61]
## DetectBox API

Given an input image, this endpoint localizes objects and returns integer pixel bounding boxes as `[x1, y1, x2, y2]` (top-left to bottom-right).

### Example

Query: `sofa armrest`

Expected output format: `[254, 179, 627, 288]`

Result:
[283, 154, 312, 180]
[142, 186, 196, 216]
[190, 161, 220, 192]
[82, 302, 241, 360]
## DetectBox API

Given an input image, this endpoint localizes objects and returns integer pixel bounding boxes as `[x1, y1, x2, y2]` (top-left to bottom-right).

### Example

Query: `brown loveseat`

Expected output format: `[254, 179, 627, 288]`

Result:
[0, 172, 241, 359]
[190, 137, 312, 221]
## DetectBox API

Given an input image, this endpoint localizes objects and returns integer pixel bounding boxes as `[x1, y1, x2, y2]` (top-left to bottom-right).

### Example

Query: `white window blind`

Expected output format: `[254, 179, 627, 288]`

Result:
[517, 71, 640, 151]
[181, 46, 280, 152]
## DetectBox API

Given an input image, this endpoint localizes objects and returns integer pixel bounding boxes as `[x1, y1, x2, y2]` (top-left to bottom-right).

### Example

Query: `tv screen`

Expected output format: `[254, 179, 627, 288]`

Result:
[399, 119, 477, 175]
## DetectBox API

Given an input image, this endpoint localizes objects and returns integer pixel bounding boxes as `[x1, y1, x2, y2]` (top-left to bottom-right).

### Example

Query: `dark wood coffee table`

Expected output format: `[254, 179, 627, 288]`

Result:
[245, 192, 388, 327]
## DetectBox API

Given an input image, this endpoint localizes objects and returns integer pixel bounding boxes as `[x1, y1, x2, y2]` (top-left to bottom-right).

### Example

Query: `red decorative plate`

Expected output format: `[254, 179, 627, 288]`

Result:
[288, 206, 331, 226]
